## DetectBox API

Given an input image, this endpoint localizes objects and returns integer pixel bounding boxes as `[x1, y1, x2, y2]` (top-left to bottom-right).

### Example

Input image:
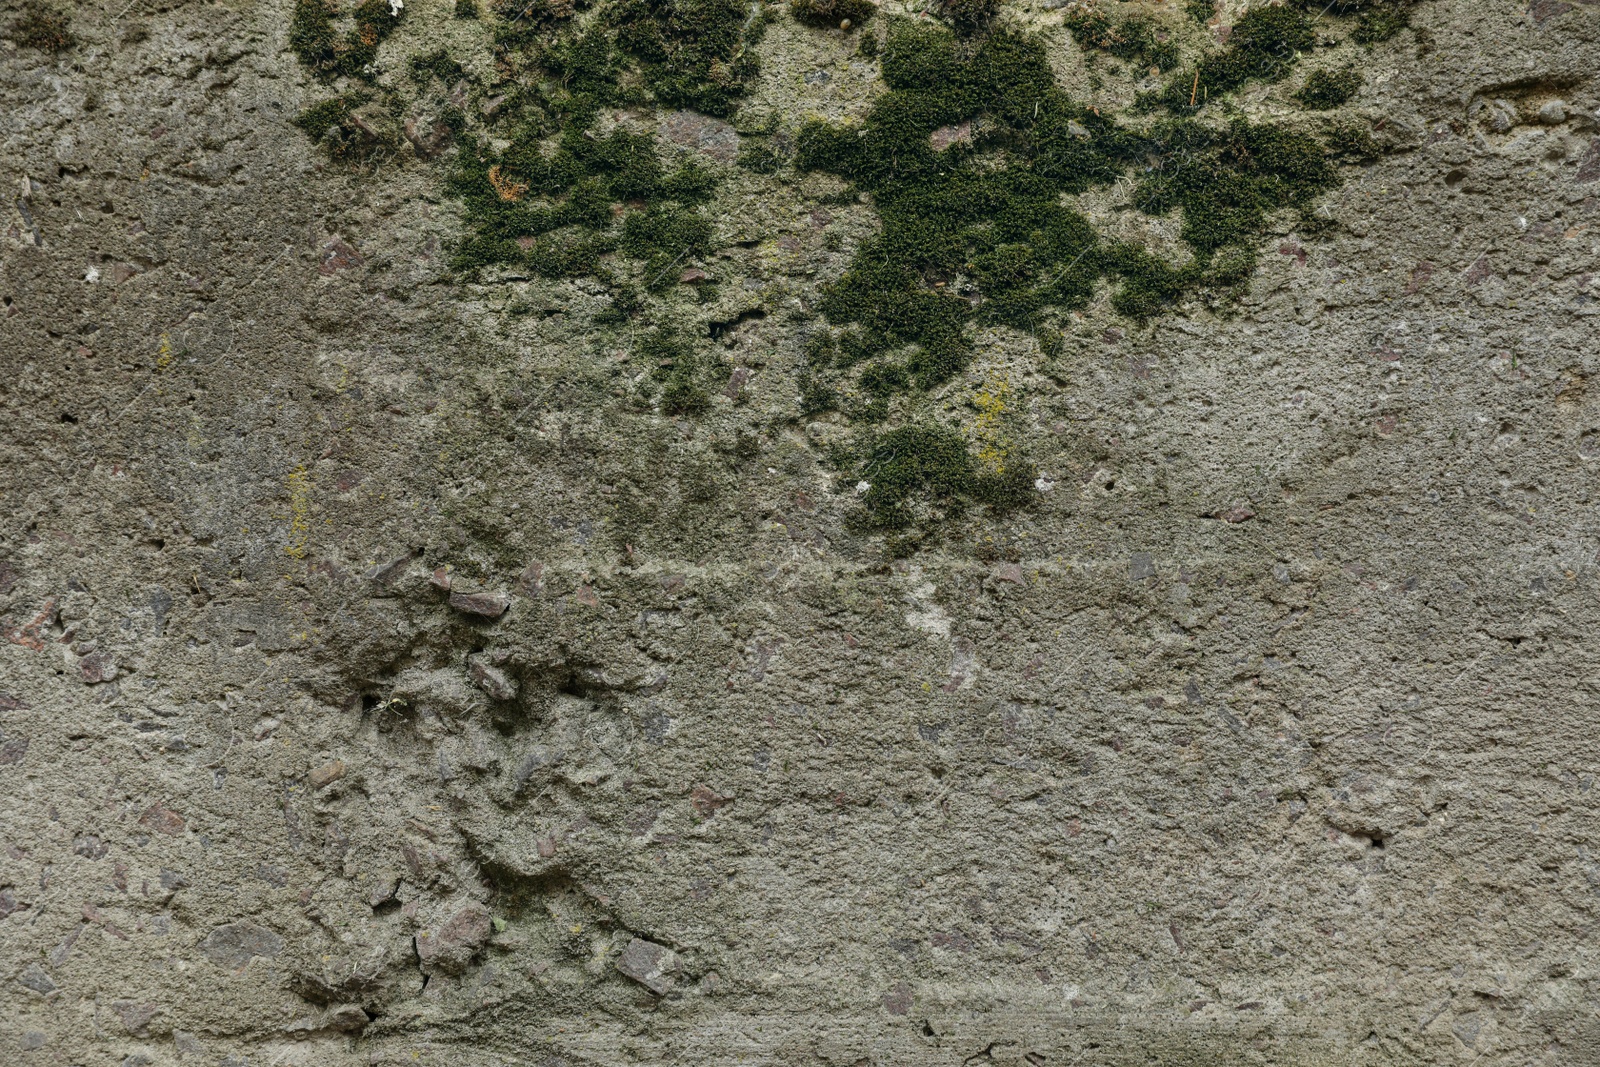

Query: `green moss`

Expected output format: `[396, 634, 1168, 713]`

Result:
[788, 16, 1360, 537]
[445, 117, 722, 279]
[1159, 6, 1313, 110]
[1287, 0, 1416, 45]
[796, 16, 1348, 417]
[611, 0, 764, 117]
[1132, 120, 1335, 252]
[1295, 67, 1362, 109]
[1184, 0, 1214, 23]
[9, 1, 72, 51]
[409, 48, 465, 86]
[1352, 7, 1410, 43]
[737, 137, 789, 174]
[455, 0, 479, 16]
[281, 0, 1371, 549]
[936, 0, 999, 36]
[291, 91, 400, 162]
[851, 423, 1030, 529]
[622, 206, 716, 287]
[792, 0, 875, 29]
[595, 286, 645, 324]
[639, 328, 712, 415]
[799, 373, 839, 416]
[292, 95, 360, 141]
[856, 424, 974, 528]
[1064, 10, 1180, 71]
[290, 0, 404, 83]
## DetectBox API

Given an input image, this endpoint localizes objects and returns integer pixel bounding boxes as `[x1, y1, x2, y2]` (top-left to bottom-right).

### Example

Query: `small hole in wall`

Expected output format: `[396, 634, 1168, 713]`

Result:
[1444, 169, 1467, 188]
[60, 412, 78, 424]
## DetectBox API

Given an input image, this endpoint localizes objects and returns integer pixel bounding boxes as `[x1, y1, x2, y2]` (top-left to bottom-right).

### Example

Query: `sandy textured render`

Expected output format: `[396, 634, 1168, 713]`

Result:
[3, 0, 1600, 1064]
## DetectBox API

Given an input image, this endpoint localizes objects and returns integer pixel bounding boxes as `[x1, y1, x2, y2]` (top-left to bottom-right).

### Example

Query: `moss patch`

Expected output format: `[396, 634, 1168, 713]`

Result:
[280, 0, 1388, 548]
[290, 0, 405, 83]
[1064, 9, 1179, 71]
[851, 423, 1032, 533]
[1153, 5, 1313, 110]
[291, 92, 406, 162]
[792, 0, 876, 29]
[8, 1, 72, 52]
[791, 15, 1369, 529]
[1296, 67, 1362, 109]
[1288, 0, 1419, 45]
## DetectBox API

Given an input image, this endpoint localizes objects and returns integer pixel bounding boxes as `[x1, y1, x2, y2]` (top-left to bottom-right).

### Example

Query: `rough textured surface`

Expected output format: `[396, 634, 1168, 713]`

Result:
[3, 0, 1600, 1064]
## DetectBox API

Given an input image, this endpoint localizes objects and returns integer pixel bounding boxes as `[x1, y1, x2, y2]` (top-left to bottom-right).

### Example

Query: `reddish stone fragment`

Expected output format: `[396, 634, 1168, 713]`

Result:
[415, 903, 492, 974]
[139, 803, 185, 836]
[448, 591, 508, 618]
[319, 238, 364, 275]
[689, 783, 732, 816]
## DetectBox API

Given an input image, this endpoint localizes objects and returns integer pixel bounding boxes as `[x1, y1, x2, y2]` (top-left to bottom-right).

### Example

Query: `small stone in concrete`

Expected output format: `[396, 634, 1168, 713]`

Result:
[690, 783, 732, 816]
[883, 980, 912, 1016]
[368, 873, 399, 907]
[323, 1004, 371, 1032]
[79, 651, 117, 683]
[139, 803, 185, 836]
[17, 964, 55, 995]
[616, 937, 679, 994]
[198, 921, 284, 971]
[173, 1030, 205, 1057]
[448, 591, 508, 618]
[468, 655, 517, 700]
[415, 903, 492, 973]
[110, 1000, 159, 1034]
[308, 760, 345, 790]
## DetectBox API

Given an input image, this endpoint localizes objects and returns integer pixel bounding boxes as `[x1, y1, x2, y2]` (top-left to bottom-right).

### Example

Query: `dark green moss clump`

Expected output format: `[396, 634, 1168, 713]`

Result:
[792, 0, 876, 29]
[1184, 0, 1214, 23]
[1288, 0, 1416, 45]
[1321, 120, 1380, 162]
[797, 19, 1348, 400]
[1064, 10, 1179, 71]
[1296, 67, 1362, 109]
[1132, 119, 1336, 255]
[292, 92, 401, 162]
[8, 1, 72, 52]
[1158, 6, 1313, 110]
[1352, 6, 1410, 44]
[609, 0, 763, 117]
[290, 0, 404, 83]
[936, 0, 1000, 36]
[788, 16, 1360, 530]
[409, 48, 466, 86]
[737, 137, 790, 174]
[852, 424, 1032, 529]
[447, 124, 720, 280]
[415, 0, 766, 279]
[639, 328, 714, 414]
[455, 0, 479, 16]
